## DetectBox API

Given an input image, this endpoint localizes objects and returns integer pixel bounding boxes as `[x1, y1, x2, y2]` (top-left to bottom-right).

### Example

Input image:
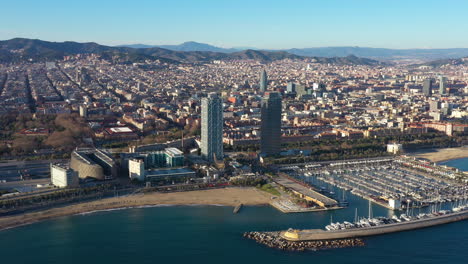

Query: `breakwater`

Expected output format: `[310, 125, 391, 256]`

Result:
[243, 231, 365, 251]
[281, 210, 468, 241]
[233, 203, 242, 214]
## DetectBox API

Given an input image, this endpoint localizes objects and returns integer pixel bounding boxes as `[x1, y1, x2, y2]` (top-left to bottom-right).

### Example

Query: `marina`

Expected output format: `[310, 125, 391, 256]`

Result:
[244, 156, 468, 246]
[283, 156, 468, 210]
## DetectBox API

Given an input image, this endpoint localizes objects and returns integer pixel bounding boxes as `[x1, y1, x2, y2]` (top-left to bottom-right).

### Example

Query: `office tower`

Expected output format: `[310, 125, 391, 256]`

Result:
[439, 76, 447, 95]
[429, 100, 440, 112]
[259, 69, 268, 92]
[201, 93, 223, 163]
[260, 92, 282, 156]
[286, 82, 296, 93]
[295, 84, 311, 98]
[423, 78, 433, 97]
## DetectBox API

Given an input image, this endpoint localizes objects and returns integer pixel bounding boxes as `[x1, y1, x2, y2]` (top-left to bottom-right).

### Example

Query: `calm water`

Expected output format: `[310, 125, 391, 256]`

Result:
[0, 158, 467, 264]
[439, 157, 468, 172]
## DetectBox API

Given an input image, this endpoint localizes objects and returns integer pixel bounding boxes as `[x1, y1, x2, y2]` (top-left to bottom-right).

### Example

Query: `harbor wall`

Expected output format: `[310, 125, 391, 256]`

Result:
[281, 210, 468, 241]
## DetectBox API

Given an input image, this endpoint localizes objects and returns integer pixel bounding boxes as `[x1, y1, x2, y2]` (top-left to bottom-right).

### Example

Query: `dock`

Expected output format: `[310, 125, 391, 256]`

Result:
[273, 174, 338, 208]
[269, 201, 343, 213]
[233, 203, 243, 214]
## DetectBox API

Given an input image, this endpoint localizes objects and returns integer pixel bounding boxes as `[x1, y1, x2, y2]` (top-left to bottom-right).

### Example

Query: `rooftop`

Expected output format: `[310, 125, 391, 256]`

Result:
[109, 127, 133, 133]
[145, 167, 195, 178]
[165, 147, 184, 156]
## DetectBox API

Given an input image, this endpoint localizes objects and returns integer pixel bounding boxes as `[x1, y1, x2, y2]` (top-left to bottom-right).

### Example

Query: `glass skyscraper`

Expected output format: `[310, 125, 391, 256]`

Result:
[439, 76, 447, 95]
[423, 78, 433, 97]
[201, 93, 223, 163]
[260, 92, 282, 156]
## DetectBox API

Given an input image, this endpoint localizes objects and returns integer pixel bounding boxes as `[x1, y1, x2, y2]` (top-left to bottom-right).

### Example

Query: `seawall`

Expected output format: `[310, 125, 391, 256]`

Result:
[281, 210, 468, 241]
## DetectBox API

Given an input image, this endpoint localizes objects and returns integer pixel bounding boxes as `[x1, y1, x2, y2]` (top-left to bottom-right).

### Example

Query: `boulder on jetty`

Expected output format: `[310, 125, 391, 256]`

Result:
[243, 231, 365, 251]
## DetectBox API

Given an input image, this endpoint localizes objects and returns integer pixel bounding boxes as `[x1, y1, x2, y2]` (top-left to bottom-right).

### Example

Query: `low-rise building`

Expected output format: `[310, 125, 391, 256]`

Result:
[387, 143, 403, 154]
[125, 147, 194, 182]
[70, 148, 117, 180]
[51, 163, 79, 187]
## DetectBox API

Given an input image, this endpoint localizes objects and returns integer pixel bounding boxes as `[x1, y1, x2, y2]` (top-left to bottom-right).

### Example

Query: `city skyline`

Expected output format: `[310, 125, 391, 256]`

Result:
[2, 0, 468, 49]
[1, 0, 468, 261]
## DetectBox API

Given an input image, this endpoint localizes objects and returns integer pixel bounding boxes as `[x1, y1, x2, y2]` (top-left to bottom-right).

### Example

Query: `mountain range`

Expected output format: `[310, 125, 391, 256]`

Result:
[0, 38, 381, 65]
[119, 42, 468, 62]
[118, 41, 241, 52]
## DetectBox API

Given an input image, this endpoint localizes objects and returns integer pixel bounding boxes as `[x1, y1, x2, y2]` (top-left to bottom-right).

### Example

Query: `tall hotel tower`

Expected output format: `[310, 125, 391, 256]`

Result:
[201, 93, 223, 163]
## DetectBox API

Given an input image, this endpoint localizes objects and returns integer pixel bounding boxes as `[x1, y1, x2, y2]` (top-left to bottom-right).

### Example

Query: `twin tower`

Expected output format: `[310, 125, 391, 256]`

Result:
[201, 70, 282, 163]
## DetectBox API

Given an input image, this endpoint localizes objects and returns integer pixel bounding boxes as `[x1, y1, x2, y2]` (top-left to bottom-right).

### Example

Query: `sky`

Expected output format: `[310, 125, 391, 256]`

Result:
[1, 0, 467, 49]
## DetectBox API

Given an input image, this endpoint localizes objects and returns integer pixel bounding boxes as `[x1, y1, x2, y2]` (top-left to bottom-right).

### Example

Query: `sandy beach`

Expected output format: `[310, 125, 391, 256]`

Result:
[410, 146, 468, 162]
[0, 187, 271, 232]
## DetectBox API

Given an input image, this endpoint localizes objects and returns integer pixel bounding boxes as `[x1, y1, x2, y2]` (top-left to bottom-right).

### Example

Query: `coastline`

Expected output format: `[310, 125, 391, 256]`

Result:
[0, 187, 271, 232]
[408, 146, 468, 163]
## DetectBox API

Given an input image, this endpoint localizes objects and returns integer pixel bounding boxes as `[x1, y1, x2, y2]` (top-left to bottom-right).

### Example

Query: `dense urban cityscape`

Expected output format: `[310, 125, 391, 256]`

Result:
[0, 48, 467, 221]
[1, 1, 468, 263]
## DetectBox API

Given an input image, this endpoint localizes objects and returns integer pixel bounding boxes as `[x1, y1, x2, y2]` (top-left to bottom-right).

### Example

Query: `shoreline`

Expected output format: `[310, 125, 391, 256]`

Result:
[0, 187, 271, 232]
[437, 156, 468, 163]
[408, 146, 468, 163]
[75, 203, 232, 216]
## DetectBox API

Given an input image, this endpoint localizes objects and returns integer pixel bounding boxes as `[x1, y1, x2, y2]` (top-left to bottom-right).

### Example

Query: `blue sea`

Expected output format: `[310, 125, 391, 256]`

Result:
[439, 157, 468, 172]
[0, 158, 467, 264]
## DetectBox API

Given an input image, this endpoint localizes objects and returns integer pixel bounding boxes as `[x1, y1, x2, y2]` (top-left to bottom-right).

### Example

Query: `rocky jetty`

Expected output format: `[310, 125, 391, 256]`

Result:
[243, 231, 365, 251]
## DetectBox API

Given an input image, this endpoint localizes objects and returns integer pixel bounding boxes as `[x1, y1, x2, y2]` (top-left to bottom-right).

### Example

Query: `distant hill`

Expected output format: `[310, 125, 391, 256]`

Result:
[283, 47, 468, 62]
[116, 44, 155, 49]
[306, 55, 380, 65]
[118, 42, 468, 62]
[157, 41, 239, 53]
[0, 38, 382, 65]
[0, 38, 127, 62]
[118, 41, 239, 53]
[417, 57, 468, 68]
[225, 49, 303, 61]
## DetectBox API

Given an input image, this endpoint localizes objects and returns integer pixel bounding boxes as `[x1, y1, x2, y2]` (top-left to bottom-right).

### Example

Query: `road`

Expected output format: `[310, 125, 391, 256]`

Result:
[0, 178, 51, 193]
[0, 159, 66, 182]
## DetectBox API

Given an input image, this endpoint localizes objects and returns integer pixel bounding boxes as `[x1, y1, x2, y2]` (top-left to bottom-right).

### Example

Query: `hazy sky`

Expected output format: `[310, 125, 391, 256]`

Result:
[1, 0, 467, 49]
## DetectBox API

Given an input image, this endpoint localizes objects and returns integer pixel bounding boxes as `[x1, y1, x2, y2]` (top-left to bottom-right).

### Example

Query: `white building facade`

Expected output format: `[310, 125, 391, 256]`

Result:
[51, 164, 79, 187]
